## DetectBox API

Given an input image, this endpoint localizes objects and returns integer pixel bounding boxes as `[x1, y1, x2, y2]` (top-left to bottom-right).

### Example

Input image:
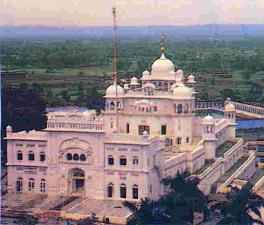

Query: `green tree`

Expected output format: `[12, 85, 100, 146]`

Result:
[160, 174, 207, 224]
[125, 174, 207, 225]
[61, 90, 71, 105]
[217, 188, 264, 225]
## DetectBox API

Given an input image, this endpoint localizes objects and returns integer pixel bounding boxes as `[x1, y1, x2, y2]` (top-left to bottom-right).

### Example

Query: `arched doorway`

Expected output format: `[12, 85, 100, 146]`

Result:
[69, 168, 85, 195]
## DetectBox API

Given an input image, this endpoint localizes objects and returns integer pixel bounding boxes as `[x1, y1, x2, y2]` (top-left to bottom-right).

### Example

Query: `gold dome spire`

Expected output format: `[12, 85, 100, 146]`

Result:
[160, 33, 166, 54]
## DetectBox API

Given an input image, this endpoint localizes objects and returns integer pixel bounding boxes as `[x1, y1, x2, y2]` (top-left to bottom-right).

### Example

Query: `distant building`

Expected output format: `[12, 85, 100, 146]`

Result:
[5, 49, 243, 201]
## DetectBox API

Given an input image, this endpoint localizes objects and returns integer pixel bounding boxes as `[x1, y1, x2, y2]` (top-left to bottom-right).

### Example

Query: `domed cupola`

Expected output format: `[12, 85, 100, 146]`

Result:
[187, 74, 196, 84]
[151, 53, 175, 76]
[225, 102, 235, 112]
[202, 114, 215, 125]
[142, 70, 151, 80]
[175, 69, 184, 82]
[105, 83, 124, 97]
[130, 76, 139, 86]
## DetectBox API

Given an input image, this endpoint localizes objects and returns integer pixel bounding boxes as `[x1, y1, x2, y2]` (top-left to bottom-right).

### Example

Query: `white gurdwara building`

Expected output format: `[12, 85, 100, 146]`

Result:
[5, 51, 241, 201]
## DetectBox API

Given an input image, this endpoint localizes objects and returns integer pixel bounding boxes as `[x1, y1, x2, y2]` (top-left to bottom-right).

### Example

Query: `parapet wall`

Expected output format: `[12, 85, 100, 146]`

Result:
[192, 138, 244, 195]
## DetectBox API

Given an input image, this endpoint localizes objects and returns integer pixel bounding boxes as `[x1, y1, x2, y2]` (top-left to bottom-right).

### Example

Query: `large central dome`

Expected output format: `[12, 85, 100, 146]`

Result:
[151, 53, 175, 75]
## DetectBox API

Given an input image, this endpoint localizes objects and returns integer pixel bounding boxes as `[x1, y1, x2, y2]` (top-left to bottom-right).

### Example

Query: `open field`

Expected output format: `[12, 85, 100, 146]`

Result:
[2, 38, 264, 107]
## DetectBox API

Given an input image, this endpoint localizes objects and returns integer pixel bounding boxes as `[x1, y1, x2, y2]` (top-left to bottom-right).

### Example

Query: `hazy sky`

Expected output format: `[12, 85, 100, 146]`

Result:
[1, 0, 264, 27]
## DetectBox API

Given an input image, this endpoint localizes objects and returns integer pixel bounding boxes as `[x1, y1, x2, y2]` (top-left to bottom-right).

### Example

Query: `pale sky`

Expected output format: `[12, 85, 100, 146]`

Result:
[1, 0, 264, 27]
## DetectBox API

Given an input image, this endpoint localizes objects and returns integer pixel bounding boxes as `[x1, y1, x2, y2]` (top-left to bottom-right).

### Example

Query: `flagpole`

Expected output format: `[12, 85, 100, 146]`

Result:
[112, 7, 119, 130]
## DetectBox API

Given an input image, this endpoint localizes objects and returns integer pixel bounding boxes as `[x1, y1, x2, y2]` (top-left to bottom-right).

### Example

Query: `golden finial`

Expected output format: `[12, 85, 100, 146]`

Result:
[160, 33, 166, 54]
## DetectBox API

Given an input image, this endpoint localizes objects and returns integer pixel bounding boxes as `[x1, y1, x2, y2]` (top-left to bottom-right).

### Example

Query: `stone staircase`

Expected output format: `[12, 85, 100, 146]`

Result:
[248, 168, 264, 186]
[51, 196, 79, 210]
[211, 156, 249, 193]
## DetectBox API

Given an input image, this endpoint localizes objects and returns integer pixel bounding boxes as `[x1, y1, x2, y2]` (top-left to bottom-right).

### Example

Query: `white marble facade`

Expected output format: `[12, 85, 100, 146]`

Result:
[5, 51, 238, 201]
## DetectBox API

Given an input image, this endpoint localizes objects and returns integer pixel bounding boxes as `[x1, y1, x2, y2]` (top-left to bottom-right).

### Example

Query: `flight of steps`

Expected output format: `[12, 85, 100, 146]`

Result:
[51, 196, 79, 210]
[211, 156, 249, 193]
[248, 168, 264, 186]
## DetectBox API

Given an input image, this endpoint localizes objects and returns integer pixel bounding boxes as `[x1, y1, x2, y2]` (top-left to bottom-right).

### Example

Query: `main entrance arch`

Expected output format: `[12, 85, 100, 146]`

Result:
[69, 168, 85, 195]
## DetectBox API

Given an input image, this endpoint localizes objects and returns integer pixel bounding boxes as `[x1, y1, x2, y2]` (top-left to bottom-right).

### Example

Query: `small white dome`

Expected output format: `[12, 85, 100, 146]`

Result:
[123, 83, 129, 90]
[130, 76, 139, 85]
[106, 83, 124, 97]
[225, 103, 235, 111]
[172, 84, 193, 98]
[202, 115, 215, 124]
[143, 82, 156, 89]
[187, 74, 196, 83]
[151, 53, 175, 75]
[6, 125, 12, 132]
[142, 70, 150, 76]
[175, 69, 184, 82]
[142, 70, 151, 80]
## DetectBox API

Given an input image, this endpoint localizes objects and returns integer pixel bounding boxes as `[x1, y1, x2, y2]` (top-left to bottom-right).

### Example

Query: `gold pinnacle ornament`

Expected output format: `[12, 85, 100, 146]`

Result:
[160, 33, 166, 53]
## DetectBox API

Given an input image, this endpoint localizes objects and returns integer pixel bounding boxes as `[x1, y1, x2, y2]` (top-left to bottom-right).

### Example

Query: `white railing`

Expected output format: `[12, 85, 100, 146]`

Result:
[5, 130, 47, 141]
[125, 89, 172, 97]
[46, 122, 104, 132]
[252, 175, 264, 192]
[215, 119, 229, 134]
[223, 138, 243, 158]
[217, 151, 255, 192]
[225, 100, 264, 116]
[195, 102, 224, 109]
[190, 138, 245, 195]
[105, 134, 159, 145]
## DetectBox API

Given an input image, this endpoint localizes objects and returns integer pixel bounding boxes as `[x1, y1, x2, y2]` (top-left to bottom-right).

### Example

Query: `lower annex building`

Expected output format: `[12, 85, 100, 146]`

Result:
[5, 49, 243, 201]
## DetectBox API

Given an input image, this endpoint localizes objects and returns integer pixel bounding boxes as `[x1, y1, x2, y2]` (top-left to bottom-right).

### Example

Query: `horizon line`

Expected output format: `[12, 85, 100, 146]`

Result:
[1, 23, 264, 29]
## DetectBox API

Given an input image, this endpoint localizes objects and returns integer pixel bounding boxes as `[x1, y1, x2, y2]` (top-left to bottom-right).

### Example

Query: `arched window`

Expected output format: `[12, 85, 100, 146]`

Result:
[28, 151, 35, 161]
[108, 155, 114, 165]
[132, 185, 138, 199]
[73, 154, 79, 161]
[80, 154, 86, 161]
[184, 104, 189, 113]
[66, 153, 72, 160]
[164, 82, 168, 91]
[40, 151, 46, 161]
[40, 179, 46, 193]
[120, 184, 126, 198]
[132, 156, 139, 165]
[109, 102, 115, 110]
[165, 138, 172, 146]
[120, 156, 127, 166]
[16, 177, 23, 192]
[107, 183, 113, 198]
[177, 104, 183, 113]
[17, 151, 23, 161]
[28, 178, 35, 191]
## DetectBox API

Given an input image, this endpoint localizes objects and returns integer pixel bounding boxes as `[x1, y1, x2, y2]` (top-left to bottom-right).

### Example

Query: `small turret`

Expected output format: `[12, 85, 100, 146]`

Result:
[224, 101, 236, 141]
[224, 102, 236, 124]
[202, 115, 216, 160]
[6, 125, 12, 133]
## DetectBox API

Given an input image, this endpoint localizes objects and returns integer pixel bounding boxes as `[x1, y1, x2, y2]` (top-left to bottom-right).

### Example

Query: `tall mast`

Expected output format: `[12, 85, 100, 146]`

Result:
[112, 7, 119, 130]
[113, 7, 117, 84]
